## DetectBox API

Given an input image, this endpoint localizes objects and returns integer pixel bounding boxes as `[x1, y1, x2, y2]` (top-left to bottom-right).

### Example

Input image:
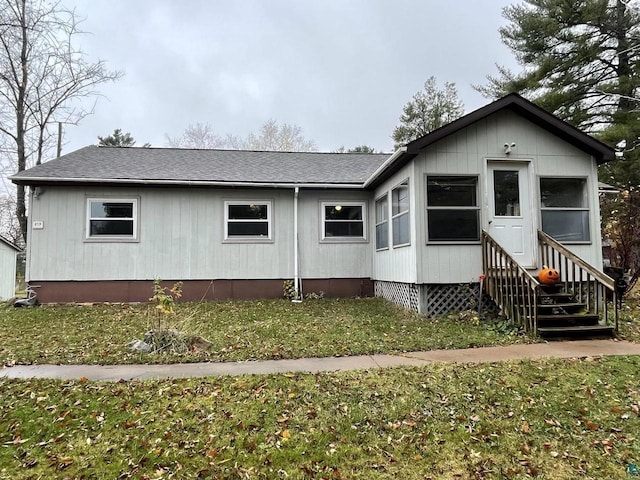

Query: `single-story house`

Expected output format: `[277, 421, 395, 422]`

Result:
[10, 93, 617, 329]
[0, 235, 20, 300]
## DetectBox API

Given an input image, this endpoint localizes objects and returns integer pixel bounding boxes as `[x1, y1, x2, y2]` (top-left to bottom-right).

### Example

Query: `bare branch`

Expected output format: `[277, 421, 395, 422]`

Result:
[0, 0, 122, 241]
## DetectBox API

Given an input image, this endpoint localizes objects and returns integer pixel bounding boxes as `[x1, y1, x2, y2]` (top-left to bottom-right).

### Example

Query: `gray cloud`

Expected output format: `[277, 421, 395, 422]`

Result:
[60, 0, 519, 154]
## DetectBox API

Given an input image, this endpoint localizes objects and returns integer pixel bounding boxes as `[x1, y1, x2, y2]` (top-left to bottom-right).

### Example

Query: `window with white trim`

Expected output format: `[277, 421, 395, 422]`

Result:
[321, 202, 366, 240]
[392, 180, 410, 246]
[224, 201, 272, 240]
[86, 198, 138, 240]
[375, 194, 389, 250]
[540, 177, 590, 242]
[426, 176, 480, 242]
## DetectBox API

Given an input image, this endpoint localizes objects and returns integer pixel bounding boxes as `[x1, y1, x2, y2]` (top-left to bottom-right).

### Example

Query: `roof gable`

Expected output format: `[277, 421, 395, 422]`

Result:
[366, 93, 615, 189]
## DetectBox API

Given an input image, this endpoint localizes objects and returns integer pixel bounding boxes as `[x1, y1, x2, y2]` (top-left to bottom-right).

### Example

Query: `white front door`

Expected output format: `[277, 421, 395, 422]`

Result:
[487, 161, 536, 267]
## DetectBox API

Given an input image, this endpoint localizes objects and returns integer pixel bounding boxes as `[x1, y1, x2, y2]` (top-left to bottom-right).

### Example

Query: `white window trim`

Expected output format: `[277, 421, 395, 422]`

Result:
[320, 201, 368, 243]
[539, 176, 591, 244]
[375, 193, 389, 251]
[223, 200, 273, 243]
[425, 174, 481, 244]
[391, 179, 410, 248]
[85, 197, 139, 243]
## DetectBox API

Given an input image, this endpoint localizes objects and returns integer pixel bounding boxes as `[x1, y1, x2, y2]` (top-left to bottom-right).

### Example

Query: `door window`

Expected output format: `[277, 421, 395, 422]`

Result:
[493, 170, 520, 216]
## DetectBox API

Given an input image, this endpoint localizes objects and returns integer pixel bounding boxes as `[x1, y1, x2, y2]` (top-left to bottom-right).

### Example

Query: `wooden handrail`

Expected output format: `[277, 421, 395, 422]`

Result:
[537, 229, 618, 331]
[482, 230, 540, 335]
[483, 230, 618, 334]
[537, 231, 615, 290]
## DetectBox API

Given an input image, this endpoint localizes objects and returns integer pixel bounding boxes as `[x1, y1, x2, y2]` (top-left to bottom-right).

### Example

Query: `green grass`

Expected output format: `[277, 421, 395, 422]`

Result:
[1, 356, 639, 479]
[0, 298, 532, 365]
[618, 287, 640, 343]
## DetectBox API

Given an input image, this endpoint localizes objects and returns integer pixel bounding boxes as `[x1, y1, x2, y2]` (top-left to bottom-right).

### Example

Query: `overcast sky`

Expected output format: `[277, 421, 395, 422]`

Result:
[59, 0, 520, 155]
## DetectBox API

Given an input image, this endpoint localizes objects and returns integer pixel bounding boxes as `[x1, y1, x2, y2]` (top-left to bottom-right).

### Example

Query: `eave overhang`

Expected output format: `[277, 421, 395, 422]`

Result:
[9, 175, 366, 190]
[365, 93, 616, 190]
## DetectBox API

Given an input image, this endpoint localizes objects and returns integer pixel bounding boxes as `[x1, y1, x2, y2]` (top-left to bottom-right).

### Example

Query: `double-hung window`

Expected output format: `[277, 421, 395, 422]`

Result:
[321, 202, 366, 241]
[540, 177, 590, 242]
[392, 180, 410, 246]
[375, 195, 389, 250]
[225, 201, 272, 241]
[86, 198, 138, 241]
[426, 176, 480, 242]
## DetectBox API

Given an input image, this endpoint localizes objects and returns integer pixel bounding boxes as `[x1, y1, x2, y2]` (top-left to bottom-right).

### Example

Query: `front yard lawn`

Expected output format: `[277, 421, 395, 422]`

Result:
[0, 298, 532, 365]
[1, 356, 639, 479]
[618, 287, 640, 343]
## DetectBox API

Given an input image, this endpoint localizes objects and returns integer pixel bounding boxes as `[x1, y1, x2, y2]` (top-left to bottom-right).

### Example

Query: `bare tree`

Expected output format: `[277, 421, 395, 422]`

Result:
[0, 194, 21, 245]
[166, 119, 317, 152]
[226, 119, 316, 152]
[0, 0, 122, 242]
[164, 123, 227, 149]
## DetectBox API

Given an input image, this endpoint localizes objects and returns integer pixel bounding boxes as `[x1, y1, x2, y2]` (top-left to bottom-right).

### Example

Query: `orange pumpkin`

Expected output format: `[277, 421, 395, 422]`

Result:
[538, 265, 560, 285]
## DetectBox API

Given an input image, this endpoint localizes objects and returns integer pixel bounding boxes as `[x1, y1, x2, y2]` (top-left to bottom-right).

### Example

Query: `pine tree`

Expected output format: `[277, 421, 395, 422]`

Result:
[392, 76, 464, 148]
[477, 0, 640, 287]
[98, 129, 137, 147]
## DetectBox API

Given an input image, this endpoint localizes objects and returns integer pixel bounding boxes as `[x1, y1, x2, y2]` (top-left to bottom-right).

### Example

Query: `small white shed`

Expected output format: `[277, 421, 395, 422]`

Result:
[0, 235, 20, 300]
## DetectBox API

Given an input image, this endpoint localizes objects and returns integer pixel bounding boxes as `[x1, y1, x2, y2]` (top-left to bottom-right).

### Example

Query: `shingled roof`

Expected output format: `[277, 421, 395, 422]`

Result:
[10, 146, 390, 188]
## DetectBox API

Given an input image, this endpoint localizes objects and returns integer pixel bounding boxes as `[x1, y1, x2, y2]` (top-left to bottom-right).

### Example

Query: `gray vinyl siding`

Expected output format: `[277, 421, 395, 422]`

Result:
[0, 242, 17, 299]
[297, 190, 372, 279]
[26, 187, 372, 281]
[372, 163, 418, 283]
[412, 109, 603, 284]
[24, 110, 605, 287]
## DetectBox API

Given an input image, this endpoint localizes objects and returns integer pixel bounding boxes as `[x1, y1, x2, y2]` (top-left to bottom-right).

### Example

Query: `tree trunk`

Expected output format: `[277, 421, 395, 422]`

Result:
[16, 0, 29, 243]
[615, 0, 633, 110]
[16, 184, 27, 243]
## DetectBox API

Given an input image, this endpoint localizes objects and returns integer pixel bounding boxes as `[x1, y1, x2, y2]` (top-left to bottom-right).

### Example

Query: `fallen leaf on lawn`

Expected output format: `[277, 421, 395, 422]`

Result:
[206, 449, 218, 458]
[521, 421, 531, 433]
[584, 420, 598, 431]
[57, 457, 73, 469]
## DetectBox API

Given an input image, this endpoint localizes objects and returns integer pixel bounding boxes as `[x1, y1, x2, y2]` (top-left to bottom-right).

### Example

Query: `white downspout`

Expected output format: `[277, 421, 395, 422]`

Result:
[293, 187, 301, 301]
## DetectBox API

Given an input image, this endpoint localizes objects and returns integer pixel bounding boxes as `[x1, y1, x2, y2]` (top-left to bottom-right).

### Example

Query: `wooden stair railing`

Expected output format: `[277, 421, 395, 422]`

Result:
[537, 230, 618, 332]
[482, 231, 540, 335]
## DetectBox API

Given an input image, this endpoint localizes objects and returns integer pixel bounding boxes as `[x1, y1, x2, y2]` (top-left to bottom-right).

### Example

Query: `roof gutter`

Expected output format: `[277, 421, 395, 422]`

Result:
[0, 236, 21, 252]
[8, 176, 366, 189]
[363, 146, 407, 188]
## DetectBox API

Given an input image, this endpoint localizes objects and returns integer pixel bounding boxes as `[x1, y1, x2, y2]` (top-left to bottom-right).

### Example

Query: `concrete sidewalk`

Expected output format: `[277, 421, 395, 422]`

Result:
[2, 339, 640, 382]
